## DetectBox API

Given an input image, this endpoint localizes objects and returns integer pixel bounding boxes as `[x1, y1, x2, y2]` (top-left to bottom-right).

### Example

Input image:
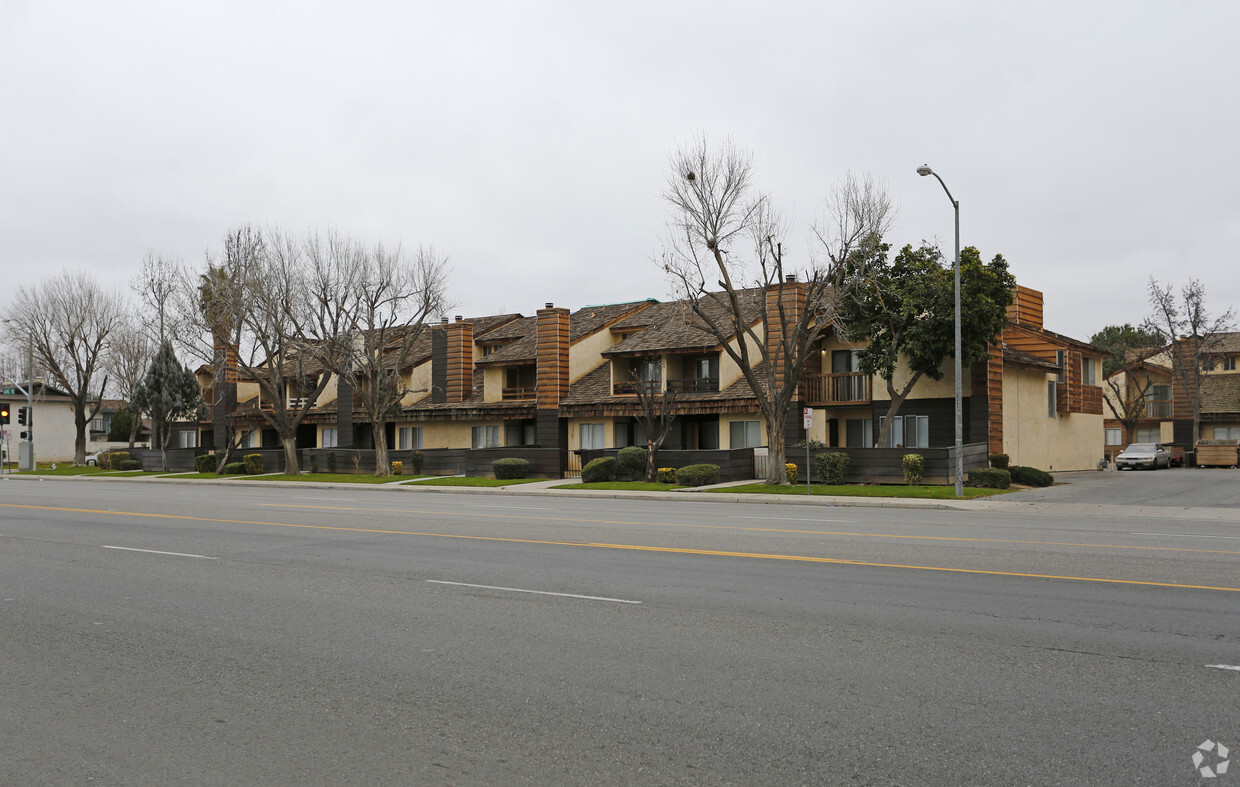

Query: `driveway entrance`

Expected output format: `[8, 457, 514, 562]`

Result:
[1003, 467, 1240, 508]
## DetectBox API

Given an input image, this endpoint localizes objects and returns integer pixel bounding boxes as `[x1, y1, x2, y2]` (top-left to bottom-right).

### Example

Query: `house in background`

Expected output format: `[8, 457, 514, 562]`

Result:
[1, 381, 80, 462]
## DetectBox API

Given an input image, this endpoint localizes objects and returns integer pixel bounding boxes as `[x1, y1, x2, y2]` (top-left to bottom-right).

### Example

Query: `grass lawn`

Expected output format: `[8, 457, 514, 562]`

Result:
[713, 483, 1008, 499]
[404, 477, 543, 487]
[20, 465, 111, 476]
[554, 481, 679, 491]
[229, 473, 411, 483]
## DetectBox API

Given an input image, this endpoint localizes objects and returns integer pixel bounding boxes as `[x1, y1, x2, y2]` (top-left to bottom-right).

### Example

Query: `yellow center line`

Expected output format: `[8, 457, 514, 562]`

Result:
[4, 502, 1239, 593]
[255, 502, 1240, 557]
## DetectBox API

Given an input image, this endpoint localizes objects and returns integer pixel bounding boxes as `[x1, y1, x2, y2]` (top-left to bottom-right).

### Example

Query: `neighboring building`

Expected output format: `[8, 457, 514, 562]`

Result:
[182, 282, 1105, 475]
[1, 382, 81, 462]
[1103, 332, 1240, 460]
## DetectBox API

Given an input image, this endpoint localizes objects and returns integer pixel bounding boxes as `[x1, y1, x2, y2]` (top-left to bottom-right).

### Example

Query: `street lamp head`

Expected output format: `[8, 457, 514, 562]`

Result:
[916, 165, 933, 177]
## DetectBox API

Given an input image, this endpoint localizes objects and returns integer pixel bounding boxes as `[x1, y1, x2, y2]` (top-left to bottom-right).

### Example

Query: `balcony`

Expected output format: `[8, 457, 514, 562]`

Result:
[501, 386, 536, 400]
[1145, 399, 1172, 419]
[286, 397, 317, 410]
[666, 376, 719, 394]
[613, 380, 662, 396]
[802, 372, 872, 406]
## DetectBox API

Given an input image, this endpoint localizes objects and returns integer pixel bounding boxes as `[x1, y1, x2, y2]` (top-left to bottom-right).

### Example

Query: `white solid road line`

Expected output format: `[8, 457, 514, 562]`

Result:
[427, 580, 641, 604]
[102, 546, 218, 559]
[1206, 664, 1240, 672]
[1132, 532, 1240, 540]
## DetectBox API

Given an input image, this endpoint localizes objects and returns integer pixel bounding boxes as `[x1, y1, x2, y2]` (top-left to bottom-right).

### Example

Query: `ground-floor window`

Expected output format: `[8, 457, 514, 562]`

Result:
[1105, 428, 1123, 446]
[398, 426, 423, 450]
[681, 416, 719, 450]
[1213, 426, 1240, 440]
[1135, 427, 1159, 443]
[846, 418, 873, 448]
[472, 425, 500, 448]
[729, 420, 762, 449]
[505, 421, 537, 446]
[178, 430, 198, 448]
[579, 422, 605, 450]
[879, 415, 929, 448]
[321, 427, 338, 448]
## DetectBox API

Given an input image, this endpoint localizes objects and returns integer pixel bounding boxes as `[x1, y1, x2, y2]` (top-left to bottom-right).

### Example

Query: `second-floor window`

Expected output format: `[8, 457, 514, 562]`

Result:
[1225, 357, 1237, 371]
[1081, 357, 1097, 386]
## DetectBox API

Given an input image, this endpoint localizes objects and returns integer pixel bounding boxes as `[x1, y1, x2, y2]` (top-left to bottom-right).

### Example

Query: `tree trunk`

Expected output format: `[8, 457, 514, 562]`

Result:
[127, 417, 137, 449]
[73, 408, 88, 466]
[282, 434, 299, 475]
[645, 438, 657, 482]
[875, 371, 923, 448]
[373, 424, 391, 476]
[159, 427, 171, 473]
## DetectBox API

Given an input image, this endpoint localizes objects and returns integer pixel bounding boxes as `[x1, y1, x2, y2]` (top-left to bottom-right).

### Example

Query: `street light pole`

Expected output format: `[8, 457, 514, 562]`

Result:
[917, 165, 963, 497]
[2, 318, 36, 470]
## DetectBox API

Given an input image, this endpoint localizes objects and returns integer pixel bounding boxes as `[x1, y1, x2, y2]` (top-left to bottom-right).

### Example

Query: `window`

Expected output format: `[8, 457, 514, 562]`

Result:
[846, 418, 873, 448]
[241, 430, 258, 448]
[1055, 351, 1066, 384]
[178, 430, 198, 448]
[579, 423, 605, 450]
[1081, 357, 1097, 386]
[878, 415, 929, 448]
[1048, 381, 1058, 417]
[506, 422, 536, 447]
[1214, 426, 1240, 440]
[398, 426, 423, 450]
[1135, 427, 1160, 443]
[1105, 428, 1122, 446]
[321, 427, 338, 448]
[1225, 357, 1237, 371]
[472, 425, 500, 448]
[729, 420, 762, 449]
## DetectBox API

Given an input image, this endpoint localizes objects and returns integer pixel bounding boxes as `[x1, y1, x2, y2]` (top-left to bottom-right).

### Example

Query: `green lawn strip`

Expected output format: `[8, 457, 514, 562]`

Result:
[21, 466, 110, 476]
[156, 471, 247, 479]
[229, 473, 408, 484]
[553, 481, 678, 492]
[712, 483, 1008, 499]
[403, 477, 543, 487]
[98, 470, 154, 478]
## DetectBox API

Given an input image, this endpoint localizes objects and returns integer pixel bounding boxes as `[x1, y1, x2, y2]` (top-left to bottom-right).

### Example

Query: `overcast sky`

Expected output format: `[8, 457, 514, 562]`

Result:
[2, 1, 1237, 349]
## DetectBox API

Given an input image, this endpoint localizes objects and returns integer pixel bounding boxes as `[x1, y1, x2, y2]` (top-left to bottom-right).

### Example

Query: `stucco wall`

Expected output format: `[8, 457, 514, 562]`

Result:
[482, 367, 503, 403]
[570, 326, 619, 383]
[1002, 368, 1103, 471]
[720, 326, 763, 390]
[403, 360, 433, 406]
[3, 398, 79, 462]
[718, 412, 766, 449]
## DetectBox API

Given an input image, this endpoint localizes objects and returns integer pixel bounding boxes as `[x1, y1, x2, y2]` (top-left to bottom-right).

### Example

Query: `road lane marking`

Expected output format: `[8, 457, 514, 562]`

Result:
[728, 516, 852, 522]
[1133, 532, 1240, 540]
[427, 580, 641, 604]
[1206, 665, 1240, 672]
[4, 503, 1239, 594]
[463, 505, 555, 510]
[302, 497, 357, 501]
[102, 545, 217, 559]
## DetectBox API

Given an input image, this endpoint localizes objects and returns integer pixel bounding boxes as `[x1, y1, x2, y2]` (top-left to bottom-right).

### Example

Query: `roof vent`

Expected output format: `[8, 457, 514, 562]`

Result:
[785, 274, 796, 283]
[545, 302, 554, 309]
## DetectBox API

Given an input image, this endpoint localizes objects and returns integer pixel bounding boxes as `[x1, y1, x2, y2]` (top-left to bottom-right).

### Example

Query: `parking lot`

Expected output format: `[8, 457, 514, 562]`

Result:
[1004, 466, 1240, 508]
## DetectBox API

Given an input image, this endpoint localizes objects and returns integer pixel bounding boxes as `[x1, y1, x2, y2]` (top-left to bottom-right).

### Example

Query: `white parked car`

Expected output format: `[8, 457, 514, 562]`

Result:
[1115, 443, 1171, 470]
[85, 450, 103, 466]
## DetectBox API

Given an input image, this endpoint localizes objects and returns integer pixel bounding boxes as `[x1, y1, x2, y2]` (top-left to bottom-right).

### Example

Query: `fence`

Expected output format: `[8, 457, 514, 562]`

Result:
[786, 443, 989, 485]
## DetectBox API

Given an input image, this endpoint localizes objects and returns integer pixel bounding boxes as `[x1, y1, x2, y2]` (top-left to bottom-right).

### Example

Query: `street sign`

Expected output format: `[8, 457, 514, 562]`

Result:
[802, 407, 812, 430]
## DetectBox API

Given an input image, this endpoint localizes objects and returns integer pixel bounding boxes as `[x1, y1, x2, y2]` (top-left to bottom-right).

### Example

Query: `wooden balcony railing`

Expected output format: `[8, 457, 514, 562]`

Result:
[613, 380, 662, 396]
[501, 386, 536, 400]
[666, 376, 719, 394]
[802, 372, 872, 406]
[1144, 399, 1172, 418]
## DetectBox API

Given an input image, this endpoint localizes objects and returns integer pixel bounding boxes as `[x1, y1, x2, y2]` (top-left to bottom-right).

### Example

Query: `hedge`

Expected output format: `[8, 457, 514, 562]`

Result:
[493, 457, 531, 480]
[194, 454, 219, 473]
[785, 463, 798, 484]
[243, 454, 264, 475]
[391, 461, 403, 475]
[1010, 465, 1054, 487]
[815, 452, 850, 485]
[117, 460, 143, 472]
[221, 462, 247, 475]
[902, 453, 925, 485]
[675, 463, 720, 487]
[965, 468, 1010, 489]
[657, 467, 677, 484]
[581, 456, 617, 483]
[989, 453, 1010, 470]
[616, 447, 648, 480]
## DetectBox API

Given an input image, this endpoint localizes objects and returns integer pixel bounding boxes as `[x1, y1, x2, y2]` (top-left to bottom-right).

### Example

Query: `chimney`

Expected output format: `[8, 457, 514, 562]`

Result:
[536, 304, 570, 409]
[765, 279, 806, 389]
[1006, 285, 1044, 329]
[444, 318, 474, 403]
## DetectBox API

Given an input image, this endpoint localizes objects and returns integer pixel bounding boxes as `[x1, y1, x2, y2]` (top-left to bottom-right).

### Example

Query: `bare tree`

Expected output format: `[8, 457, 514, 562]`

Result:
[133, 250, 179, 343]
[629, 360, 679, 481]
[660, 136, 893, 483]
[105, 314, 155, 447]
[4, 271, 125, 464]
[1103, 366, 1156, 448]
[1142, 278, 1235, 447]
[304, 232, 450, 476]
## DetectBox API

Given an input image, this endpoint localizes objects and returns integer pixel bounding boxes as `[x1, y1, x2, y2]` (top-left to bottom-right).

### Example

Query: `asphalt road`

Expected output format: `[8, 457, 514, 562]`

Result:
[2, 478, 1238, 785]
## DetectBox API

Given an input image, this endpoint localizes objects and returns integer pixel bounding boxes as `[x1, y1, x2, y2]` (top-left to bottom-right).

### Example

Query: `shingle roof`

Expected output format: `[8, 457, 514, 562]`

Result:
[1202, 374, 1240, 414]
[569, 301, 654, 341]
[603, 290, 765, 356]
[559, 360, 764, 406]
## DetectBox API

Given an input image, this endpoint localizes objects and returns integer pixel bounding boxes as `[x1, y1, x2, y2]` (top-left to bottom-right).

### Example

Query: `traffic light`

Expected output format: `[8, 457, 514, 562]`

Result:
[17, 406, 28, 426]
[0, 405, 8, 424]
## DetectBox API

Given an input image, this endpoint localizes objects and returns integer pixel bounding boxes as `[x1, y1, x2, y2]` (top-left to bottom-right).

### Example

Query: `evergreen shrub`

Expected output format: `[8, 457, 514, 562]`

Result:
[581, 456, 617, 483]
[493, 458, 530, 480]
[676, 464, 720, 487]
[815, 452, 850, 485]
[243, 454, 264, 475]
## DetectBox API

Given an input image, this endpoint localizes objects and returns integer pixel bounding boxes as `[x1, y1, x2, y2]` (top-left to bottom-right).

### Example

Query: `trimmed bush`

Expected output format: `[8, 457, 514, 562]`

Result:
[989, 453, 1010, 470]
[243, 453, 264, 475]
[676, 463, 720, 487]
[409, 451, 425, 475]
[965, 468, 1011, 489]
[657, 467, 677, 484]
[902, 453, 925, 485]
[617, 446, 648, 481]
[581, 456, 617, 483]
[391, 461, 403, 476]
[493, 457, 530, 480]
[221, 462, 247, 475]
[815, 452, 850, 485]
[117, 460, 143, 471]
[194, 454, 219, 473]
[785, 463, 799, 483]
[791, 438, 827, 449]
[1010, 465, 1054, 487]
[106, 451, 130, 471]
